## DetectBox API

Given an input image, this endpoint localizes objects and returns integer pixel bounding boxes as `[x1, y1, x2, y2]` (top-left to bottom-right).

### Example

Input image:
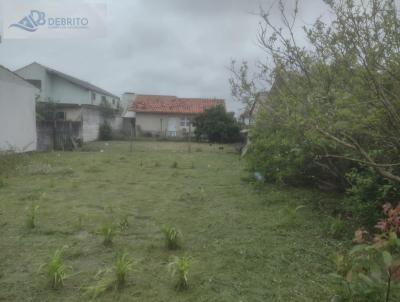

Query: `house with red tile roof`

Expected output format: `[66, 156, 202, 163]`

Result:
[124, 94, 225, 137]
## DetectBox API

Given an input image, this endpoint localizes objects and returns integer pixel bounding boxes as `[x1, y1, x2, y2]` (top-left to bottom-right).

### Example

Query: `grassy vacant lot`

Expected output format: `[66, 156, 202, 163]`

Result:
[0, 141, 342, 301]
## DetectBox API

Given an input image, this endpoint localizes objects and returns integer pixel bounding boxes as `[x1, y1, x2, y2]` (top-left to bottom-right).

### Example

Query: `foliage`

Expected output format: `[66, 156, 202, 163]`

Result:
[342, 168, 400, 228]
[101, 223, 118, 246]
[168, 256, 190, 291]
[35, 97, 58, 121]
[230, 0, 400, 224]
[330, 204, 400, 301]
[161, 225, 181, 250]
[326, 216, 348, 239]
[194, 105, 242, 143]
[85, 252, 133, 298]
[99, 122, 113, 141]
[26, 203, 39, 229]
[171, 161, 178, 169]
[114, 252, 133, 288]
[40, 247, 68, 289]
[99, 99, 116, 118]
[0, 151, 29, 176]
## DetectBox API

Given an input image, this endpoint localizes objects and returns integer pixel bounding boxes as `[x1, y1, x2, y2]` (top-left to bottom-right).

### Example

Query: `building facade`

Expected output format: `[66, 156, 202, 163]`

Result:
[0, 65, 39, 152]
[15, 62, 121, 145]
[127, 94, 225, 138]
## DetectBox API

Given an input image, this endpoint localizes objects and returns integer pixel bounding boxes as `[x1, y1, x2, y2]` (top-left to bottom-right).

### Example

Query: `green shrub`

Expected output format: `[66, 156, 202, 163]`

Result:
[85, 252, 133, 298]
[330, 203, 400, 301]
[194, 105, 242, 143]
[326, 216, 348, 239]
[171, 161, 178, 169]
[161, 225, 181, 250]
[99, 122, 112, 141]
[168, 256, 190, 291]
[101, 224, 118, 246]
[40, 247, 68, 289]
[341, 168, 400, 229]
[114, 253, 133, 288]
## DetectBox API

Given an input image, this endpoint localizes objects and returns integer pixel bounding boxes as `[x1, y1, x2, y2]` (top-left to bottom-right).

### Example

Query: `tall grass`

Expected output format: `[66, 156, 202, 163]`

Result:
[40, 247, 68, 289]
[85, 252, 133, 298]
[161, 225, 181, 250]
[168, 256, 190, 291]
[114, 253, 133, 288]
[101, 223, 118, 246]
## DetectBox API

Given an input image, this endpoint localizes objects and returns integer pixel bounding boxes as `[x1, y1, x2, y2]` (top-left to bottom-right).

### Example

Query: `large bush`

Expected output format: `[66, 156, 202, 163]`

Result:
[231, 0, 400, 226]
[194, 105, 242, 143]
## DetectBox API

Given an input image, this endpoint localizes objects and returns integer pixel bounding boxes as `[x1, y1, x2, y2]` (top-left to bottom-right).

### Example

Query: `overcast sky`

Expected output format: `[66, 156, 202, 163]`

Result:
[0, 0, 330, 113]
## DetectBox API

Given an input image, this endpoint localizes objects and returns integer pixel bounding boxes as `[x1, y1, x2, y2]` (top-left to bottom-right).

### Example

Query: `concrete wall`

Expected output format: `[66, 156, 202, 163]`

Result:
[15, 62, 51, 100]
[15, 63, 119, 108]
[50, 74, 89, 104]
[0, 67, 38, 152]
[135, 112, 195, 137]
[82, 107, 104, 142]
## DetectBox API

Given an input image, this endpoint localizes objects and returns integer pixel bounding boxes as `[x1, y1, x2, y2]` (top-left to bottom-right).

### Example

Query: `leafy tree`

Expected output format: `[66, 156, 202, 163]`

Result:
[230, 0, 400, 224]
[194, 105, 241, 143]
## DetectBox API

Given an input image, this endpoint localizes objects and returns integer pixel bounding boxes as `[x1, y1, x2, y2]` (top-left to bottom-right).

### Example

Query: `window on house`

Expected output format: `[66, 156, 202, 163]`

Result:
[101, 96, 107, 103]
[112, 99, 115, 105]
[55, 111, 66, 121]
[180, 116, 191, 127]
[91, 92, 96, 104]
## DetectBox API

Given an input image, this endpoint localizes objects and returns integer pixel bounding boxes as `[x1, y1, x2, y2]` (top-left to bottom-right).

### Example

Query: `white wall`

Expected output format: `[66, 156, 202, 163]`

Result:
[82, 107, 104, 142]
[136, 112, 196, 136]
[0, 68, 38, 152]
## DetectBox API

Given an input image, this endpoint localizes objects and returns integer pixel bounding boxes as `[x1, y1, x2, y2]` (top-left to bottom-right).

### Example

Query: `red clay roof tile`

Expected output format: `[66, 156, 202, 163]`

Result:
[130, 95, 225, 114]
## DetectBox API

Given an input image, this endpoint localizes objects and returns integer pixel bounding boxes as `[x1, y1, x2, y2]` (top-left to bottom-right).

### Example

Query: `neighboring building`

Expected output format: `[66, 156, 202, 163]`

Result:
[128, 94, 225, 137]
[15, 62, 121, 144]
[0, 65, 39, 152]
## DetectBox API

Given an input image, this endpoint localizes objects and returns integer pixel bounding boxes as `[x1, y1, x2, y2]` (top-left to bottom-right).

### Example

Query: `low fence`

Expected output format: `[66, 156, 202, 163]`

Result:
[37, 121, 82, 151]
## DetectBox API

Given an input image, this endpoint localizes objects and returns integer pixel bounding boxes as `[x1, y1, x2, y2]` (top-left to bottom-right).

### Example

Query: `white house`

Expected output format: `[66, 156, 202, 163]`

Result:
[127, 94, 225, 138]
[0, 65, 39, 152]
[15, 62, 121, 143]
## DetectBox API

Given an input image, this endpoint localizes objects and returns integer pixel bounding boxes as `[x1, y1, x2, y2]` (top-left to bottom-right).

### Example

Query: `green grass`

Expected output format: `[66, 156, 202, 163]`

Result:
[0, 141, 343, 301]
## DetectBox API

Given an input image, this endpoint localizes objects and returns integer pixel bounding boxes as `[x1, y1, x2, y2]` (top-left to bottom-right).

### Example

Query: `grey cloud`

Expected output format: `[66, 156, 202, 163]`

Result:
[0, 0, 331, 113]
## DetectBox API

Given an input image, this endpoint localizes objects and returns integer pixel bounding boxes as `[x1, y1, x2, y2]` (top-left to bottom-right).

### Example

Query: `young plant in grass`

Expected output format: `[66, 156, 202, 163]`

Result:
[26, 203, 39, 229]
[85, 252, 133, 298]
[114, 252, 133, 288]
[101, 223, 118, 246]
[161, 225, 181, 250]
[40, 247, 68, 289]
[168, 256, 190, 291]
[171, 161, 178, 169]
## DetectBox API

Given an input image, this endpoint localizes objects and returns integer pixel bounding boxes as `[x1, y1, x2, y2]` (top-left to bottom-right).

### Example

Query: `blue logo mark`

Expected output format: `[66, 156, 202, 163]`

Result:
[9, 10, 46, 32]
